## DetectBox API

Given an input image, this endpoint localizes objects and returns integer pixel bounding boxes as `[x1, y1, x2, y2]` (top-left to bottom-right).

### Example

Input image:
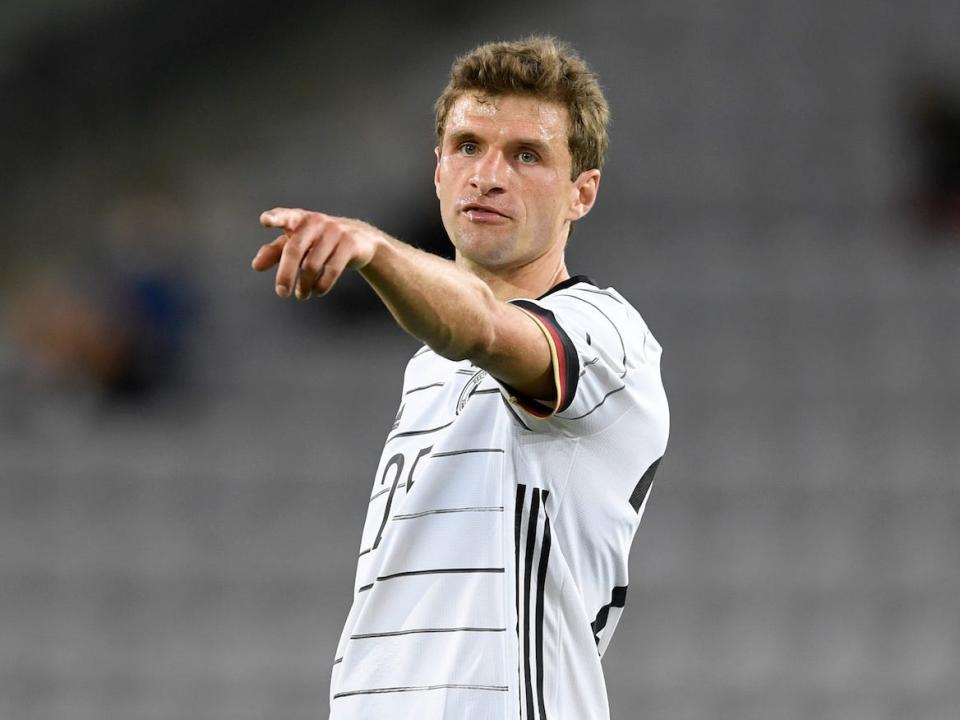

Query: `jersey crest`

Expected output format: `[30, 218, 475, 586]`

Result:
[456, 370, 487, 414]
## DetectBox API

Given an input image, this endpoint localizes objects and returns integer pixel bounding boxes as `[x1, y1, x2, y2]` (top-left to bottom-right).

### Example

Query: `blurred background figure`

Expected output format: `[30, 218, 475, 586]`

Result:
[909, 80, 960, 240]
[1, 2, 958, 720]
[7, 190, 196, 404]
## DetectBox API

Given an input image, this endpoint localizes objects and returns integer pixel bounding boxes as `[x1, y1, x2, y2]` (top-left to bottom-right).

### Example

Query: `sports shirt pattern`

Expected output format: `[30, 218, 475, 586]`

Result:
[330, 276, 669, 719]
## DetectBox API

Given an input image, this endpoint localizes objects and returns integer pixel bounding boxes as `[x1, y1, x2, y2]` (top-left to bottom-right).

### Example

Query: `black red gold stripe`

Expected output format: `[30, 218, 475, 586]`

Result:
[510, 300, 580, 416]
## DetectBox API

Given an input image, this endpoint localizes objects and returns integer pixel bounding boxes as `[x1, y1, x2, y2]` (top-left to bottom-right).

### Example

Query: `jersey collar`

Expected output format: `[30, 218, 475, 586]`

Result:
[537, 274, 597, 300]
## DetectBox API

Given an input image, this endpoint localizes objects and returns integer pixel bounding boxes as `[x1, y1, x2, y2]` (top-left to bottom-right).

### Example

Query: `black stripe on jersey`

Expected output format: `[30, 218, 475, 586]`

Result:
[579, 356, 601, 378]
[456, 368, 478, 375]
[392, 506, 503, 520]
[563, 294, 628, 378]
[514, 484, 526, 720]
[473, 387, 501, 395]
[431, 448, 505, 458]
[557, 384, 626, 421]
[629, 457, 662, 512]
[535, 493, 552, 720]
[591, 586, 628, 646]
[536, 274, 597, 299]
[369, 486, 391, 503]
[516, 486, 551, 720]
[405, 381, 445, 395]
[377, 567, 504, 582]
[510, 300, 580, 414]
[522, 488, 540, 720]
[333, 683, 508, 700]
[386, 420, 454, 444]
[357, 566, 503, 594]
[350, 626, 506, 639]
[566, 286, 624, 305]
[333, 656, 343, 665]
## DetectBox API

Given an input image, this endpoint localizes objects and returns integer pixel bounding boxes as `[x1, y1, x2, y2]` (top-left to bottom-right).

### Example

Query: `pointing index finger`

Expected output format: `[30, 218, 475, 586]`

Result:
[260, 207, 305, 231]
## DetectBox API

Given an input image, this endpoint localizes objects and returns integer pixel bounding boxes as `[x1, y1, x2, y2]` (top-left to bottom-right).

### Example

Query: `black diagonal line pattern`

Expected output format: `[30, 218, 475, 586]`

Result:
[368, 486, 391, 503]
[579, 355, 602, 378]
[591, 586, 628, 644]
[333, 683, 509, 700]
[431, 448, 504, 458]
[404, 381, 445, 395]
[356, 566, 504, 594]
[350, 626, 506, 640]
[563, 293, 628, 377]
[629, 457, 662, 512]
[392, 506, 503, 520]
[385, 420, 454, 445]
[565, 286, 624, 304]
[376, 567, 504, 582]
[557, 384, 627, 420]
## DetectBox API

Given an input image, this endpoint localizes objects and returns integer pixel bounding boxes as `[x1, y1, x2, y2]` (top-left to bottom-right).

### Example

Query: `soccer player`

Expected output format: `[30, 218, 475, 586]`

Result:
[252, 36, 669, 720]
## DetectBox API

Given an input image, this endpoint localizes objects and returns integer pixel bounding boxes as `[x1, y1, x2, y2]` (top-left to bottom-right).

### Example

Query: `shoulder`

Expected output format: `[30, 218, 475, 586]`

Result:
[531, 278, 657, 352]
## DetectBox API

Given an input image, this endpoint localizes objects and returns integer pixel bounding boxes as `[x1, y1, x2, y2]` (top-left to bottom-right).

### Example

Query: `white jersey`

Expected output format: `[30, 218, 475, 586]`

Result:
[329, 276, 669, 719]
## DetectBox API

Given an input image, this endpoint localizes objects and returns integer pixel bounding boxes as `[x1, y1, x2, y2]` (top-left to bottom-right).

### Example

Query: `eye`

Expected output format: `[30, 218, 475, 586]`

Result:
[459, 142, 479, 156]
[518, 150, 539, 164]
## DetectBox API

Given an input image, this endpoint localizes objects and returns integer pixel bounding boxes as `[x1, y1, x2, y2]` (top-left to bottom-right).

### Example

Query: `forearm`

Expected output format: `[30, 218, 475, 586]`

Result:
[359, 237, 502, 362]
[254, 207, 554, 399]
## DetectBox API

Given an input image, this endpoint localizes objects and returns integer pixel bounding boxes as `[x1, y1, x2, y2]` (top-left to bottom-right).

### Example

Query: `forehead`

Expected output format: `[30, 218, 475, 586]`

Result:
[444, 93, 570, 147]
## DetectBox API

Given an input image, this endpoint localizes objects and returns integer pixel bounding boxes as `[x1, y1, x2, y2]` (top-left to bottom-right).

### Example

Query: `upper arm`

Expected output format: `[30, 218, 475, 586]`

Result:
[471, 301, 560, 411]
[490, 289, 669, 437]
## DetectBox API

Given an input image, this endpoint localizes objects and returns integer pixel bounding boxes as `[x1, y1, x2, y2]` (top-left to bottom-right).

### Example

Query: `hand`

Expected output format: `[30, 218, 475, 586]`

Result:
[253, 207, 384, 299]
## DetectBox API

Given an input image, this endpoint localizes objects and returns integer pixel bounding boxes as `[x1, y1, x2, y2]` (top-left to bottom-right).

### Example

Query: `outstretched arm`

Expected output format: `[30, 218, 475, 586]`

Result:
[252, 207, 557, 406]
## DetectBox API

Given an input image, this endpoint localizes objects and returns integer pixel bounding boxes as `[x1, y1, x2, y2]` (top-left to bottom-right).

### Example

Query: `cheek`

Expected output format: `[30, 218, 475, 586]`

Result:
[437, 160, 462, 199]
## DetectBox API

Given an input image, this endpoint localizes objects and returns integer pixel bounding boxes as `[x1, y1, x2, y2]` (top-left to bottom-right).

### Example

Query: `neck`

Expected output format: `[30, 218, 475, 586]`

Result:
[456, 245, 570, 301]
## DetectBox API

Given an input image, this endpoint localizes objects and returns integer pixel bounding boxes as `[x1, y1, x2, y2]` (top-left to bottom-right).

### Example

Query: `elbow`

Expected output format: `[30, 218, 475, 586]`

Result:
[434, 316, 498, 364]
[431, 283, 500, 364]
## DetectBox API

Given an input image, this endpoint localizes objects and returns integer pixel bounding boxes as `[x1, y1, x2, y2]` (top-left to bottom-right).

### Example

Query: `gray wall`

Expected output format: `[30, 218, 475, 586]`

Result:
[1, 1, 958, 718]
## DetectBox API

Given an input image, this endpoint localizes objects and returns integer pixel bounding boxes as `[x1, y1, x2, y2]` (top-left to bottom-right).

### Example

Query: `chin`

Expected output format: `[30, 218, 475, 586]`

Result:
[451, 228, 513, 265]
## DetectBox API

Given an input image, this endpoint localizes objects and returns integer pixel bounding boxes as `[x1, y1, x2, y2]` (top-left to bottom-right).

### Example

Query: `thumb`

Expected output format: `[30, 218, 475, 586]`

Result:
[251, 235, 286, 271]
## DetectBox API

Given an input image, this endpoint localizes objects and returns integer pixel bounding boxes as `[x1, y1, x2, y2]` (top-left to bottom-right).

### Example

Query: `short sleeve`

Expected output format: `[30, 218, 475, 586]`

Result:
[501, 285, 667, 437]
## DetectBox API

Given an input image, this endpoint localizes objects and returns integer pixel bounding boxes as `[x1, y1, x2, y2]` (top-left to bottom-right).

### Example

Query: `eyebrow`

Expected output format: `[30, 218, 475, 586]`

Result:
[446, 130, 479, 147]
[445, 130, 553, 155]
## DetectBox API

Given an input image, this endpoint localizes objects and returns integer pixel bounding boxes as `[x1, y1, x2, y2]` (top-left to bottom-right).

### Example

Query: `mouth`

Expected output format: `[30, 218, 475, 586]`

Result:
[460, 202, 511, 223]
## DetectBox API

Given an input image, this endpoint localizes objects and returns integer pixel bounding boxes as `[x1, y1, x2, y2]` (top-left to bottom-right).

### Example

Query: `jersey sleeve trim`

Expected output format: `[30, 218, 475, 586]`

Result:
[509, 299, 580, 416]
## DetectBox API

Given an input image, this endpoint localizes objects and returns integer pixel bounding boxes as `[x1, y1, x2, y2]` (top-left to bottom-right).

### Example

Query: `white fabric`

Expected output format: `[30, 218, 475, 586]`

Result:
[329, 279, 669, 719]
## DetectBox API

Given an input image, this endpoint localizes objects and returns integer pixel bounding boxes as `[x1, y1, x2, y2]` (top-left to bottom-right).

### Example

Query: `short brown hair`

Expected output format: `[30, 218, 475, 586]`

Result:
[434, 36, 609, 179]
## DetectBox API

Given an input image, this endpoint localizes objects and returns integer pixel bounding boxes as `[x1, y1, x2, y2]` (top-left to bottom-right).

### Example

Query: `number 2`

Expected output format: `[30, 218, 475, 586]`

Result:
[372, 445, 432, 550]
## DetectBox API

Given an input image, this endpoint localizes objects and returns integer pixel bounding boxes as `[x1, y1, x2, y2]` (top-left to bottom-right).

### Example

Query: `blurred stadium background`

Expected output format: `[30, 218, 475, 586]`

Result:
[2, 1, 959, 718]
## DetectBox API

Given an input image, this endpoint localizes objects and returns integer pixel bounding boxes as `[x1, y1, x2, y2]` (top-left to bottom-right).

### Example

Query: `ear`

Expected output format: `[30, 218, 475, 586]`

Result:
[434, 146, 442, 199]
[567, 169, 601, 222]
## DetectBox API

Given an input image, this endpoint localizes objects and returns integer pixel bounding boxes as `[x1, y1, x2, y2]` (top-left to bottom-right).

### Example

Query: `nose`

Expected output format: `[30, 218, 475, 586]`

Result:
[470, 149, 507, 195]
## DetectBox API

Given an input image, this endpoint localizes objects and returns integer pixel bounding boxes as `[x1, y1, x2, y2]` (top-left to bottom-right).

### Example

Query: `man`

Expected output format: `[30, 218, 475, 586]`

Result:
[252, 36, 669, 720]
